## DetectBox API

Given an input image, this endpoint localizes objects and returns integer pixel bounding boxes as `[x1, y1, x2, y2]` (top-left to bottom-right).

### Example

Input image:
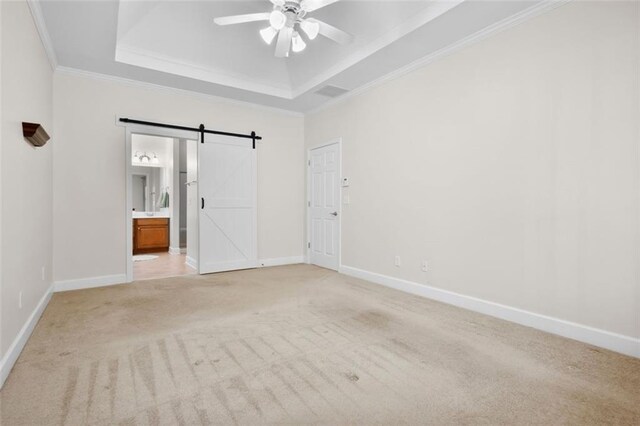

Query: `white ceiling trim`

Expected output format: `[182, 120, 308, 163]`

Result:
[55, 66, 304, 117]
[291, 0, 465, 98]
[115, 45, 294, 99]
[26, 0, 58, 70]
[307, 0, 572, 115]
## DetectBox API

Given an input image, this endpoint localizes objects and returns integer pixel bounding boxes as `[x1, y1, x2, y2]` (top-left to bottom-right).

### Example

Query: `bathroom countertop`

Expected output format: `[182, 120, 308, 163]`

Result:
[132, 213, 171, 219]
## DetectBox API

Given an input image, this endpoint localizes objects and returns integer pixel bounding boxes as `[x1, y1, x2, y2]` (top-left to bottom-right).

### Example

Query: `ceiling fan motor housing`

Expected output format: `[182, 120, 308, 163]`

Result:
[282, 1, 305, 21]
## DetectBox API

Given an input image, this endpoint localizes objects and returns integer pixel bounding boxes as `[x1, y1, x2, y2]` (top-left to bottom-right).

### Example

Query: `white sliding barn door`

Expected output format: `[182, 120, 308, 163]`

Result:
[309, 142, 340, 270]
[198, 133, 257, 274]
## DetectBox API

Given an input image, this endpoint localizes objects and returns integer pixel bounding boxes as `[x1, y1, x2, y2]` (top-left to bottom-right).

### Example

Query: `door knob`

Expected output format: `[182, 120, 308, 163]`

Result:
[330, 212, 338, 216]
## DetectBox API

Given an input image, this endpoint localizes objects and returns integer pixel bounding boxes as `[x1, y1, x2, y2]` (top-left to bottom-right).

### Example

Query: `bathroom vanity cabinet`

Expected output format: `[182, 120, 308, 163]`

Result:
[133, 217, 169, 254]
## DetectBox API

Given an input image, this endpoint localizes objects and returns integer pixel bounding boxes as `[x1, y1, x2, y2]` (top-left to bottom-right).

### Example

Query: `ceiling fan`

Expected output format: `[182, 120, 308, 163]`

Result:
[214, 0, 353, 57]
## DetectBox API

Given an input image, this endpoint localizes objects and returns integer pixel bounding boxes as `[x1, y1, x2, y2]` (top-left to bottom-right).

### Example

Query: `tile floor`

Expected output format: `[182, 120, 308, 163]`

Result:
[133, 251, 196, 281]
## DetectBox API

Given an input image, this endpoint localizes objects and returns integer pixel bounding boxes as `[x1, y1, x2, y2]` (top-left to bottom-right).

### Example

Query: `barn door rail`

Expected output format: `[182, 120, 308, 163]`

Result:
[119, 117, 261, 149]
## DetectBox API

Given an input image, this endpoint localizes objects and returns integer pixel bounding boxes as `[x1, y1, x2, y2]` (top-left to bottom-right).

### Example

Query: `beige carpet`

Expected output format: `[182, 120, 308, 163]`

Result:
[1, 265, 639, 425]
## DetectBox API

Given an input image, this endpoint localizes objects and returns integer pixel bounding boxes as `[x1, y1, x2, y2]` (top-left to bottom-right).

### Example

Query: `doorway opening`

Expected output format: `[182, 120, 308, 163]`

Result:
[122, 118, 260, 282]
[129, 133, 199, 281]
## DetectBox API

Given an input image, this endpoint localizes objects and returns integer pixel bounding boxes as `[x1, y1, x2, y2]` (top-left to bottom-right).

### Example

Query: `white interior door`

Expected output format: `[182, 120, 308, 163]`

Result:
[198, 133, 257, 273]
[309, 142, 340, 270]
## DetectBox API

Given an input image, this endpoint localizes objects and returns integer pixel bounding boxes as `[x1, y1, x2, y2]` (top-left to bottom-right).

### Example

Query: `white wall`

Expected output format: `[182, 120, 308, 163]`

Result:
[305, 1, 639, 340]
[53, 72, 305, 283]
[1, 0, 54, 359]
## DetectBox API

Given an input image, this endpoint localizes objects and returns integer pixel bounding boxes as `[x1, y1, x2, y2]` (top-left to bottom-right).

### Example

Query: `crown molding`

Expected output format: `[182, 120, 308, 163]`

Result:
[115, 45, 294, 99]
[291, 0, 464, 99]
[55, 66, 304, 118]
[306, 0, 572, 115]
[26, 0, 58, 71]
[33, 0, 569, 118]
[114, 1, 463, 101]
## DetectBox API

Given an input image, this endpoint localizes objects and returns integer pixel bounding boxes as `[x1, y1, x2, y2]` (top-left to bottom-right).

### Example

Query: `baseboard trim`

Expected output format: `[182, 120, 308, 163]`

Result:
[0, 283, 54, 389]
[340, 265, 640, 358]
[259, 256, 305, 267]
[185, 256, 198, 270]
[169, 247, 187, 255]
[54, 274, 127, 292]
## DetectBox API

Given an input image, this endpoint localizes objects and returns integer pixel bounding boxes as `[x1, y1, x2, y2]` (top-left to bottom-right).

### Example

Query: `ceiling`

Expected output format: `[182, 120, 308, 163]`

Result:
[39, 0, 542, 113]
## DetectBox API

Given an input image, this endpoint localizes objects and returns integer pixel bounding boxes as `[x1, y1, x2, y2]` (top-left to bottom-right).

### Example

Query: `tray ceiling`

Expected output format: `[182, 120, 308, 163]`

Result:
[39, 0, 542, 112]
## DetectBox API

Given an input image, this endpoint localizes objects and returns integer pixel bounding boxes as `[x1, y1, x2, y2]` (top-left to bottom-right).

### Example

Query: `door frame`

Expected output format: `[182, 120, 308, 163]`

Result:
[306, 138, 342, 271]
[119, 117, 199, 282]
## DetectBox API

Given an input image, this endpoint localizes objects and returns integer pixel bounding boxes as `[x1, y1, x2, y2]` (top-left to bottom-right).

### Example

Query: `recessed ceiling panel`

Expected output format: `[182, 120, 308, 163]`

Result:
[116, 1, 293, 97]
[114, 0, 456, 99]
[39, 0, 546, 112]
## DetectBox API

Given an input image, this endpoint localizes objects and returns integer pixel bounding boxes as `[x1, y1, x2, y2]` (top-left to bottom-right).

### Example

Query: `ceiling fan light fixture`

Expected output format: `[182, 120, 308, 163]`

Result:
[292, 31, 306, 53]
[300, 19, 319, 40]
[269, 10, 286, 30]
[260, 26, 278, 44]
[213, 0, 353, 57]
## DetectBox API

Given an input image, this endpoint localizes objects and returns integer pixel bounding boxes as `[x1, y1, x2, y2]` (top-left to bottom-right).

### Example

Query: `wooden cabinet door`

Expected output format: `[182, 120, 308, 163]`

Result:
[133, 218, 169, 253]
[137, 225, 169, 249]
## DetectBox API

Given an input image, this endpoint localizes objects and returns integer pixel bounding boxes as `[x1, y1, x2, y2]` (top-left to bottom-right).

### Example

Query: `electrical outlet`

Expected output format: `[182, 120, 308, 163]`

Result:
[343, 195, 350, 205]
[421, 260, 429, 272]
[394, 256, 401, 267]
[19, 291, 23, 309]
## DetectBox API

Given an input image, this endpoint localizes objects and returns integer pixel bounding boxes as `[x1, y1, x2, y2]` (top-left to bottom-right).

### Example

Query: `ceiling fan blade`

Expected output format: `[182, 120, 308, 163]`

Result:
[308, 18, 353, 44]
[300, 0, 340, 13]
[214, 12, 270, 26]
[269, 0, 285, 5]
[275, 27, 293, 57]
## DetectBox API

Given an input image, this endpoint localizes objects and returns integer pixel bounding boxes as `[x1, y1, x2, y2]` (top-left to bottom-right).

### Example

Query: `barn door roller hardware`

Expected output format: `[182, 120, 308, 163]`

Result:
[119, 118, 262, 149]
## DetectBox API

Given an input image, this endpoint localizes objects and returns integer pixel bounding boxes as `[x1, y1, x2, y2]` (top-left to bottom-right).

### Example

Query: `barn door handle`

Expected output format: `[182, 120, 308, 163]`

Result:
[201, 198, 205, 209]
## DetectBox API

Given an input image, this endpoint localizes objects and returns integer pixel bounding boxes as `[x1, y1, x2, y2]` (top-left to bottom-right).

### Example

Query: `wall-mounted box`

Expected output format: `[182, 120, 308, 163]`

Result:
[22, 122, 50, 147]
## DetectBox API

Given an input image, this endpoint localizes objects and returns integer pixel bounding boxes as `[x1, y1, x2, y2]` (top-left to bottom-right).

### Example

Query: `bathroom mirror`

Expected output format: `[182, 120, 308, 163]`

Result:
[131, 166, 168, 213]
